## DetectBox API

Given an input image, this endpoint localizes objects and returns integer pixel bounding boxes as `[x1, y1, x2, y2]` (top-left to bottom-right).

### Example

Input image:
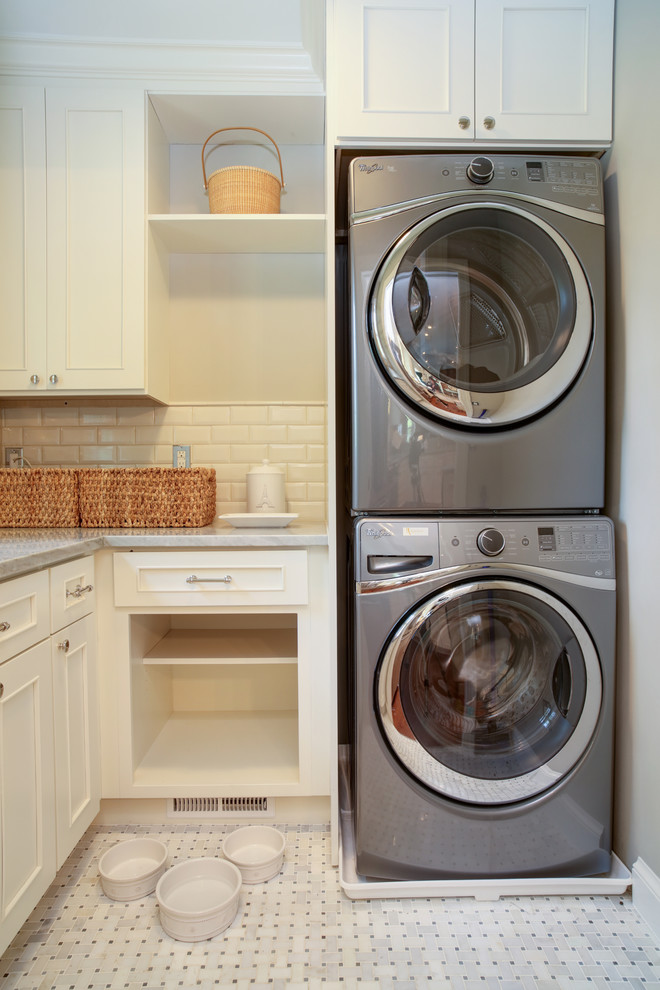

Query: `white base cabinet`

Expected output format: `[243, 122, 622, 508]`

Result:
[331, 0, 615, 147]
[51, 611, 99, 870]
[99, 548, 331, 801]
[0, 639, 56, 959]
[0, 558, 99, 957]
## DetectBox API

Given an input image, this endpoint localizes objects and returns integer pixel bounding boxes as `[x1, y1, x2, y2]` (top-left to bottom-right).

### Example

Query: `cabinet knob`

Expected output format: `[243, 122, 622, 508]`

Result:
[49, 374, 59, 385]
[30, 374, 40, 385]
[458, 116, 471, 130]
[58, 639, 70, 652]
[0, 621, 10, 632]
[483, 116, 496, 130]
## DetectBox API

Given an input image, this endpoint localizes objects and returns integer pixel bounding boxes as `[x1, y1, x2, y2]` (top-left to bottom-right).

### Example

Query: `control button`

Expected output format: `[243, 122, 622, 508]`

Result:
[442, 169, 450, 176]
[521, 537, 529, 547]
[467, 156, 494, 185]
[510, 168, 519, 177]
[476, 528, 505, 556]
[451, 537, 460, 547]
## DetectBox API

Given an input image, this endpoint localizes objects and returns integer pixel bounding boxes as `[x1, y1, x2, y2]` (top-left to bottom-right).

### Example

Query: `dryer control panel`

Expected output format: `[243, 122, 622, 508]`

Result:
[349, 153, 604, 218]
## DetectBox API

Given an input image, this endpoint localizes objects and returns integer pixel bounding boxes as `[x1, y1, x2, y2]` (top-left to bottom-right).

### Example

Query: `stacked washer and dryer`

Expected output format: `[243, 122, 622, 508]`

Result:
[346, 153, 616, 881]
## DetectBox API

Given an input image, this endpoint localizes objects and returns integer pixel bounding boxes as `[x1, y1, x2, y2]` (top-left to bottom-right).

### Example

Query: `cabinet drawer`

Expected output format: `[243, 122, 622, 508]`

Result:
[50, 556, 96, 632]
[113, 551, 308, 607]
[0, 571, 50, 664]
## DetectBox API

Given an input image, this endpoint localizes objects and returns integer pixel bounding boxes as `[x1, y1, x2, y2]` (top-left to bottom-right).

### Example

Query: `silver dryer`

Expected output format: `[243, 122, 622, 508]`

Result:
[348, 154, 606, 514]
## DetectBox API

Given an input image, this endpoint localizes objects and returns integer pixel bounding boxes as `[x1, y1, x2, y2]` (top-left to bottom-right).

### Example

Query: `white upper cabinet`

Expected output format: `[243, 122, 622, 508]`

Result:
[0, 87, 47, 393]
[45, 88, 147, 393]
[0, 86, 156, 396]
[330, 0, 615, 147]
[332, 0, 475, 143]
[474, 0, 615, 143]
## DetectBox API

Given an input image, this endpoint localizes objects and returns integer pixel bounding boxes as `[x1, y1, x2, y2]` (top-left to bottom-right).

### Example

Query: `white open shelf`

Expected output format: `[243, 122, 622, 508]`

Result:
[143, 627, 298, 665]
[133, 711, 300, 788]
[148, 93, 325, 146]
[149, 214, 325, 253]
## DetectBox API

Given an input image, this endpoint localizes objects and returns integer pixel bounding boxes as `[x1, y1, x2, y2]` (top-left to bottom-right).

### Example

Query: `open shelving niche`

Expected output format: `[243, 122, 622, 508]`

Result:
[128, 612, 302, 792]
[146, 92, 327, 404]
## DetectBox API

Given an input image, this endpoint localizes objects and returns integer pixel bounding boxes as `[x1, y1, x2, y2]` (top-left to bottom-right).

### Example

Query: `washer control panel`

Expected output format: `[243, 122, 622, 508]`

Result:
[448, 518, 614, 578]
[356, 517, 615, 581]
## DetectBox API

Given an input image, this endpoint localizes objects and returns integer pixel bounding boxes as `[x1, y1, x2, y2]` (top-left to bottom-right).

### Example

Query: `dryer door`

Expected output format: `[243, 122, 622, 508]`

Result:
[376, 578, 602, 805]
[369, 203, 592, 426]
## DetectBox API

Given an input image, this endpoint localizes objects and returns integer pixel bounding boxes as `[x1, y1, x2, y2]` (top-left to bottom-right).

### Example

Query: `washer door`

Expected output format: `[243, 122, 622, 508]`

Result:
[369, 203, 592, 426]
[376, 579, 602, 805]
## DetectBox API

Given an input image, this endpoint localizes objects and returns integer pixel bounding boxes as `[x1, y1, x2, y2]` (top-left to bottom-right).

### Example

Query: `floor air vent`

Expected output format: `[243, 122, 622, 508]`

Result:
[167, 797, 274, 819]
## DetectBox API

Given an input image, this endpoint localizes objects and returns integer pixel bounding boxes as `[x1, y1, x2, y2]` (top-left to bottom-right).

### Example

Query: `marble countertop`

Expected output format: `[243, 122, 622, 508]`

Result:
[0, 520, 328, 581]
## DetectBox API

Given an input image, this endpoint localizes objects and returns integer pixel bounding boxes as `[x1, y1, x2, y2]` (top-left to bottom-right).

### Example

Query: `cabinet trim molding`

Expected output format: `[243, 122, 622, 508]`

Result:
[0, 37, 324, 90]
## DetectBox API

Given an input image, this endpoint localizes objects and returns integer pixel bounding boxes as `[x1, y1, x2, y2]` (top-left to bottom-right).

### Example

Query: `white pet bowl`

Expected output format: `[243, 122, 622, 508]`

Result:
[98, 837, 169, 901]
[156, 857, 242, 942]
[222, 825, 286, 883]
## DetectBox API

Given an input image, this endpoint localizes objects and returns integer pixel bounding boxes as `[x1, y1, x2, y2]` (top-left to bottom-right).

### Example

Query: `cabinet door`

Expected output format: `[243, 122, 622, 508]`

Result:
[332, 0, 475, 143]
[51, 613, 100, 869]
[45, 88, 145, 391]
[0, 640, 56, 958]
[0, 87, 48, 392]
[475, 0, 614, 143]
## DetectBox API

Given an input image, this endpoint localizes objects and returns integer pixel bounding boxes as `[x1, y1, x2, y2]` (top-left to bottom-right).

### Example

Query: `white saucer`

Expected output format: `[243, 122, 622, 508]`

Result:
[219, 513, 298, 528]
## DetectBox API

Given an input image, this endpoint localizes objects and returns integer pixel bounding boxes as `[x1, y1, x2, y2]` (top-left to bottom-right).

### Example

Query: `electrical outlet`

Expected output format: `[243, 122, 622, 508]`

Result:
[173, 445, 191, 468]
[5, 447, 24, 468]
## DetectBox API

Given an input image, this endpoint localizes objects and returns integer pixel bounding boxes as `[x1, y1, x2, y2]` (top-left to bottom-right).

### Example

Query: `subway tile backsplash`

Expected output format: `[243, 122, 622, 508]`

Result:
[1, 403, 327, 522]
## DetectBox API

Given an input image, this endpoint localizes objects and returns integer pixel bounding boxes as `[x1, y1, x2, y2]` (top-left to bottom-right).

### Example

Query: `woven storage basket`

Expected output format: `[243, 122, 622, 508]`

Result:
[202, 126, 284, 215]
[78, 468, 217, 528]
[0, 468, 80, 527]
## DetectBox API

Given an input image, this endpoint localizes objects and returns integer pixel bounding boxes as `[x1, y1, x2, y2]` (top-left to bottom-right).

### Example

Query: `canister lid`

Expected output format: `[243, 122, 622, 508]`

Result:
[247, 459, 284, 476]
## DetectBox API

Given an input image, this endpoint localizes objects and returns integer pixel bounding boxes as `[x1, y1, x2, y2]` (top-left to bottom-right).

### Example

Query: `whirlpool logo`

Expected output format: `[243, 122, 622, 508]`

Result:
[357, 163, 384, 174]
[364, 527, 389, 539]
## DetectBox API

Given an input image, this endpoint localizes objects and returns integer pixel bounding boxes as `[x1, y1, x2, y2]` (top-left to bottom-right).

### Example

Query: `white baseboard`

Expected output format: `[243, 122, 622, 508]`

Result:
[632, 858, 660, 939]
[97, 796, 330, 825]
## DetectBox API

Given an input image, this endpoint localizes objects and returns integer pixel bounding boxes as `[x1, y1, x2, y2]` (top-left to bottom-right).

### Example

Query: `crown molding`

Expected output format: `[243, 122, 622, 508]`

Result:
[0, 34, 324, 90]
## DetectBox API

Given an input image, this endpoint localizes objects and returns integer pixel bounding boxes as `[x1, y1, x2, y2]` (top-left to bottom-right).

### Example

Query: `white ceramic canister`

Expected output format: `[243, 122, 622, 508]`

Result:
[246, 459, 286, 514]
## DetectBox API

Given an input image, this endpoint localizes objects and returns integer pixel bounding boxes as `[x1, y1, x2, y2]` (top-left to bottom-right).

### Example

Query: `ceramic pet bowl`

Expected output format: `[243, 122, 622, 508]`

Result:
[155, 857, 242, 941]
[221, 825, 285, 883]
[98, 837, 169, 901]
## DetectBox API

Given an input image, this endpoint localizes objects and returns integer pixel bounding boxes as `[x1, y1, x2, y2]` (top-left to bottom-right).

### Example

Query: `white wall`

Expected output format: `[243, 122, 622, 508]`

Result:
[604, 0, 660, 876]
[0, 0, 304, 43]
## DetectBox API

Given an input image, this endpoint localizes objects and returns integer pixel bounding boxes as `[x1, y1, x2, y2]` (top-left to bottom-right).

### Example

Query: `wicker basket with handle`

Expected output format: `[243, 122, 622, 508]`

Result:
[202, 126, 285, 215]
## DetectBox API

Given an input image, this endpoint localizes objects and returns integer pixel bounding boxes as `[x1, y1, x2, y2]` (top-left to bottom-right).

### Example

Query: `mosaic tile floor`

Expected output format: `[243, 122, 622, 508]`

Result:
[2, 823, 659, 989]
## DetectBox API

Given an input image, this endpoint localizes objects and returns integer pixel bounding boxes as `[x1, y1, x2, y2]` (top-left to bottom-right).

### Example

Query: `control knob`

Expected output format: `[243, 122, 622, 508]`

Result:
[467, 156, 494, 185]
[477, 528, 505, 556]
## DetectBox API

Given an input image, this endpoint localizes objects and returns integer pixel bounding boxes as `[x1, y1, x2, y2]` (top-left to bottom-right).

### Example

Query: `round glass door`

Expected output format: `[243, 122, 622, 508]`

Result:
[369, 203, 593, 426]
[376, 579, 602, 805]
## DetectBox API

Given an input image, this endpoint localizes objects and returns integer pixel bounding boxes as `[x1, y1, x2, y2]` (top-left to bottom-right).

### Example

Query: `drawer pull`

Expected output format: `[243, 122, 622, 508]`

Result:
[0, 621, 10, 632]
[66, 583, 94, 599]
[58, 639, 70, 652]
[186, 574, 233, 585]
